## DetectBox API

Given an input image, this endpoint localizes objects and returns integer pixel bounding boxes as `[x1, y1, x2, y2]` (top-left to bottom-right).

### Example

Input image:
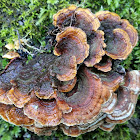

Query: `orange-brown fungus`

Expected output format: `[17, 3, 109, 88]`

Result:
[0, 89, 12, 104]
[105, 28, 132, 59]
[7, 86, 31, 108]
[24, 93, 62, 126]
[84, 30, 106, 67]
[50, 55, 77, 81]
[54, 27, 89, 64]
[53, 5, 77, 27]
[94, 57, 112, 72]
[56, 77, 77, 92]
[99, 122, 116, 131]
[99, 71, 124, 92]
[0, 103, 34, 125]
[58, 67, 111, 126]
[96, 11, 138, 60]
[0, 5, 139, 137]
[53, 5, 100, 35]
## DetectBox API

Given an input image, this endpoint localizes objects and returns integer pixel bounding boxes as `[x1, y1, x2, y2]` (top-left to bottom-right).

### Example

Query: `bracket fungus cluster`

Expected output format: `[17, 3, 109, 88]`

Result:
[0, 5, 139, 137]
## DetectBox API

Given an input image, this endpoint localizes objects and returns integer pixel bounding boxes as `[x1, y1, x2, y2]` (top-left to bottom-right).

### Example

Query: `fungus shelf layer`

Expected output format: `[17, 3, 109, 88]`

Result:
[0, 5, 139, 137]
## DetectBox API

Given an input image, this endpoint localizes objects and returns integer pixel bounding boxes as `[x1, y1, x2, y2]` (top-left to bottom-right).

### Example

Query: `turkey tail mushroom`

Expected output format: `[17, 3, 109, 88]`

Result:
[53, 5, 100, 35]
[0, 5, 139, 137]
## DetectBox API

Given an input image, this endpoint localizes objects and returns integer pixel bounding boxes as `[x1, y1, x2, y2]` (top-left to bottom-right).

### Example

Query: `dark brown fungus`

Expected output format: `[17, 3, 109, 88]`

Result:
[99, 71, 124, 92]
[84, 30, 106, 67]
[53, 5, 77, 27]
[54, 27, 89, 64]
[105, 28, 132, 60]
[0, 58, 25, 105]
[96, 11, 138, 60]
[7, 54, 57, 106]
[96, 11, 138, 47]
[56, 77, 77, 93]
[50, 55, 77, 81]
[53, 5, 100, 35]
[0, 5, 139, 137]
[35, 74, 55, 99]
[94, 57, 112, 72]
[58, 67, 111, 126]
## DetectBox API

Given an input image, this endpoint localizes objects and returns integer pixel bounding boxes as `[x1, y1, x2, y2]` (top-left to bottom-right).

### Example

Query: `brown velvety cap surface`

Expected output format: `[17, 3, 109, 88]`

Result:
[105, 28, 132, 60]
[50, 55, 77, 81]
[56, 77, 77, 92]
[96, 11, 121, 23]
[0, 58, 25, 91]
[54, 27, 89, 64]
[58, 67, 111, 126]
[53, 5, 77, 27]
[73, 7, 100, 35]
[84, 30, 106, 67]
[53, 5, 100, 35]
[99, 71, 124, 92]
[0, 6, 139, 138]
[35, 74, 55, 99]
[94, 57, 112, 72]
[96, 11, 138, 59]
[24, 94, 62, 126]
[0, 103, 34, 126]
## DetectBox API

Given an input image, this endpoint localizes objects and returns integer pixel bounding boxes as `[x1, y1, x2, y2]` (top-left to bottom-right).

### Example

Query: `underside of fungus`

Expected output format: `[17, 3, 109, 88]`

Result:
[0, 5, 139, 137]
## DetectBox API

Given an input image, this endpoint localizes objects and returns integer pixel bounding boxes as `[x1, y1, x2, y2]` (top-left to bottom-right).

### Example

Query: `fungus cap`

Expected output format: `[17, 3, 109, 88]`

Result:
[56, 77, 77, 92]
[94, 57, 112, 72]
[53, 5, 100, 35]
[7, 86, 31, 108]
[2, 51, 20, 59]
[24, 94, 62, 126]
[58, 67, 111, 126]
[84, 30, 106, 67]
[50, 55, 77, 81]
[54, 27, 89, 64]
[105, 28, 132, 60]
[99, 71, 124, 92]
